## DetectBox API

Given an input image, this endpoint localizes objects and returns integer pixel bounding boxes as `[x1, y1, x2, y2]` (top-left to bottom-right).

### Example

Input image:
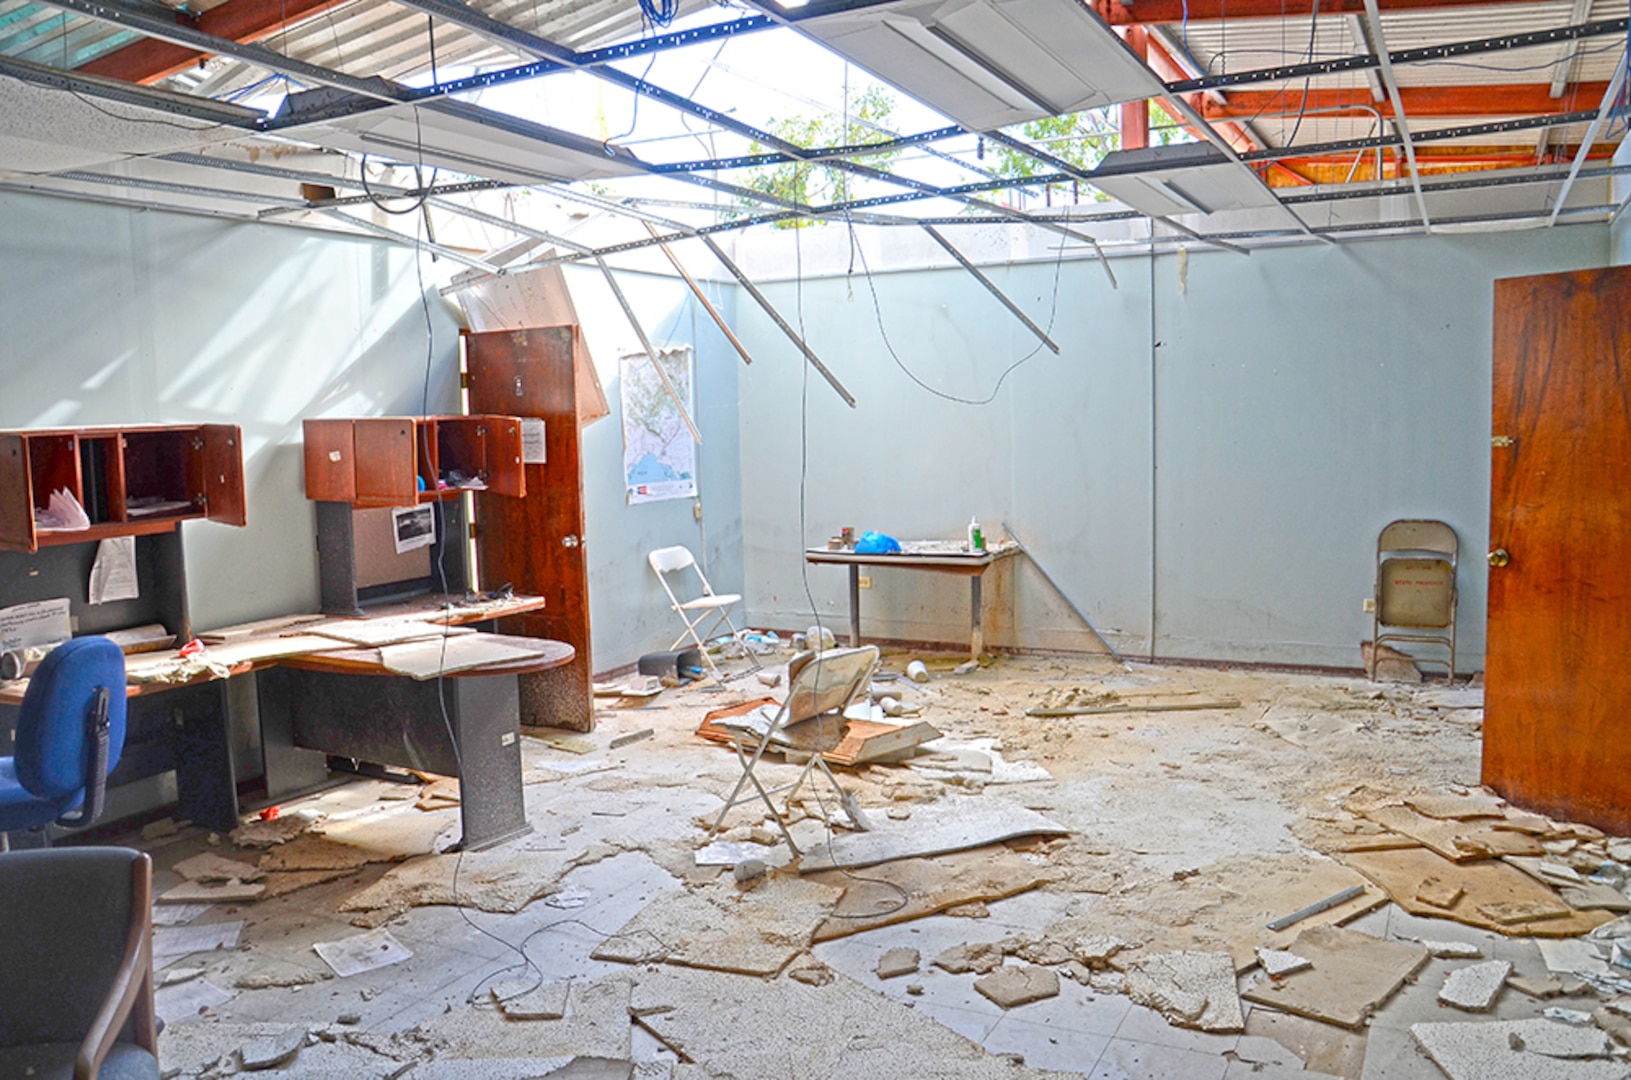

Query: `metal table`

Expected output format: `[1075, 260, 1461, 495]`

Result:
[804, 541, 1019, 658]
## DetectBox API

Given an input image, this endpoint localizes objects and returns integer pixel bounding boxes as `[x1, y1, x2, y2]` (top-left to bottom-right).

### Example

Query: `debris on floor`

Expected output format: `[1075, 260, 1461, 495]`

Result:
[1241, 925, 1427, 1029]
[1121, 950, 1244, 1032]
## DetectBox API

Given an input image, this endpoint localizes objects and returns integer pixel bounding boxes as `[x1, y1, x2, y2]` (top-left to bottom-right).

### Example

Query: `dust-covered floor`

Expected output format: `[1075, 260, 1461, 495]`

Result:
[125, 650, 1631, 1079]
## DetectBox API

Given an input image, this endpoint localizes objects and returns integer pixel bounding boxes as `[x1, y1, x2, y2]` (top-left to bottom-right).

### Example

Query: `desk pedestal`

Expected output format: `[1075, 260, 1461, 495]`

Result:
[257, 667, 530, 852]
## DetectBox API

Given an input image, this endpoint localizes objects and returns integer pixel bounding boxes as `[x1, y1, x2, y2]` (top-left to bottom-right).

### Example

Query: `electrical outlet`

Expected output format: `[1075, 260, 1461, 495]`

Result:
[858, 576, 873, 589]
[693, 500, 703, 521]
[1362, 598, 1376, 613]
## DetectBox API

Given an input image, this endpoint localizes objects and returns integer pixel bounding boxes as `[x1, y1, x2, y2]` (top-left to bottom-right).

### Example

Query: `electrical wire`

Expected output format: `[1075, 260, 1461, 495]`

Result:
[846, 212, 1070, 407]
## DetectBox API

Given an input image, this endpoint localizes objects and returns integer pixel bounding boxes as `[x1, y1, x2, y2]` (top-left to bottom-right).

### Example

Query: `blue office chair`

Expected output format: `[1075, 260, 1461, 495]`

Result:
[0, 636, 128, 841]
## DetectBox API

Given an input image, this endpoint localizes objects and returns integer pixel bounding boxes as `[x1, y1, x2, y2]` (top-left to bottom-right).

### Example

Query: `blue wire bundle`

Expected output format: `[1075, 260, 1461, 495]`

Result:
[638, 0, 678, 28]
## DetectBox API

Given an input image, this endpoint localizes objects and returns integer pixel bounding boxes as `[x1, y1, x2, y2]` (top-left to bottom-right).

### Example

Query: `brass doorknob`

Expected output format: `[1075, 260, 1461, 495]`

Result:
[1488, 548, 1510, 568]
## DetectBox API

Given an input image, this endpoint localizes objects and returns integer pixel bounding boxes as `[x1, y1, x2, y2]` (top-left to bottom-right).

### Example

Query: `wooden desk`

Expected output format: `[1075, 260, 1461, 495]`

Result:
[0, 596, 570, 850]
[805, 541, 1019, 658]
[262, 635, 573, 852]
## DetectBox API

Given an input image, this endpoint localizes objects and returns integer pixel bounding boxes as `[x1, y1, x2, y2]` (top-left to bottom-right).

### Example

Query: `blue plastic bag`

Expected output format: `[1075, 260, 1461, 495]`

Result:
[854, 531, 900, 554]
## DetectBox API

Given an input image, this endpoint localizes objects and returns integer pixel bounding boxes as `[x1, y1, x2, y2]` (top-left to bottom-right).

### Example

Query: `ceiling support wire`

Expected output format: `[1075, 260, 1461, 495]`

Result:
[1362, 0, 1430, 230]
[920, 224, 1061, 353]
[317, 207, 502, 272]
[1548, 47, 1629, 225]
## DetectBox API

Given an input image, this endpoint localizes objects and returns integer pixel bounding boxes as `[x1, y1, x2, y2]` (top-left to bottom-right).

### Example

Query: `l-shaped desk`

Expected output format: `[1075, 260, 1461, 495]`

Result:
[0, 594, 573, 851]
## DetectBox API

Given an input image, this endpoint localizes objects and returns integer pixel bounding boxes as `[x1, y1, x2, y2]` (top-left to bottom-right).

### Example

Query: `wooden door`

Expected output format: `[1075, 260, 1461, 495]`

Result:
[0, 434, 36, 552]
[465, 327, 592, 729]
[1485, 263, 1631, 835]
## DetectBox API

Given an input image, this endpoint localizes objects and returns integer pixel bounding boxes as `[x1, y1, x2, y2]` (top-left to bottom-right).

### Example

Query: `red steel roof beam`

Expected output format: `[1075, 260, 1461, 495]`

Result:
[1140, 32, 1259, 155]
[1204, 81, 1611, 119]
[1096, 0, 1548, 25]
[78, 0, 353, 85]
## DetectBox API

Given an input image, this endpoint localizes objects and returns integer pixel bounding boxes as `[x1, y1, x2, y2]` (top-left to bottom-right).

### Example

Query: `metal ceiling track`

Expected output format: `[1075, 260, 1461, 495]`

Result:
[1168, 17, 1629, 94]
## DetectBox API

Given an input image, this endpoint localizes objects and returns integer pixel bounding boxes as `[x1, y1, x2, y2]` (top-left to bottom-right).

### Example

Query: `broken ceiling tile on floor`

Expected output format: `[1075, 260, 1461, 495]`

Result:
[1243, 1000, 1369, 1076]
[1337, 846, 1614, 936]
[630, 965, 1080, 1079]
[1360, 804, 1543, 862]
[173, 851, 265, 882]
[493, 980, 571, 1020]
[591, 875, 842, 976]
[1241, 925, 1426, 1030]
[1121, 950, 1244, 1032]
[808, 844, 1056, 941]
[1256, 947, 1313, 978]
[259, 810, 456, 872]
[418, 977, 633, 1061]
[158, 878, 266, 904]
[1438, 959, 1512, 1011]
[339, 845, 583, 924]
[1411, 1018, 1623, 1080]
[1404, 790, 1506, 820]
[974, 964, 1060, 1008]
[795, 796, 1066, 872]
[877, 947, 920, 979]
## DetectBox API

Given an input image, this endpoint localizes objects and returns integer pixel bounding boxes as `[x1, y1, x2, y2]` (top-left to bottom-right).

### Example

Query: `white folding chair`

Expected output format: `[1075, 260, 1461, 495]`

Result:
[648, 545, 755, 681]
[710, 645, 879, 855]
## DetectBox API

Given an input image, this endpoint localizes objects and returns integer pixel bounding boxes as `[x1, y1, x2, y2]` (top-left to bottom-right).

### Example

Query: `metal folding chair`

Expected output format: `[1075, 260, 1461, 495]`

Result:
[648, 545, 756, 681]
[1371, 519, 1458, 679]
[710, 645, 879, 855]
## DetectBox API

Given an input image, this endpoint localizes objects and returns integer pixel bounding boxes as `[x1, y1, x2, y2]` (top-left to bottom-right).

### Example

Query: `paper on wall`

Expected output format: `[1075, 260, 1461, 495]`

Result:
[89, 536, 140, 604]
[522, 418, 547, 464]
[392, 505, 435, 554]
[0, 598, 71, 652]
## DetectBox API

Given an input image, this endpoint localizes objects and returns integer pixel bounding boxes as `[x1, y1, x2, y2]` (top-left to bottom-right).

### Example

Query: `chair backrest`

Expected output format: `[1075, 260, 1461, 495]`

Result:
[1378, 519, 1457, 561]
[0, 847, 148, 1047]
[784, 645, 880, 725]
[15, 636, 127, 802]
[648, 546, 697, 575]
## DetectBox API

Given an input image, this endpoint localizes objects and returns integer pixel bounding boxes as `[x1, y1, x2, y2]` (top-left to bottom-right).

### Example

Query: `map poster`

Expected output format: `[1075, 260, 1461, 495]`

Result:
[621, 346, 698, 505]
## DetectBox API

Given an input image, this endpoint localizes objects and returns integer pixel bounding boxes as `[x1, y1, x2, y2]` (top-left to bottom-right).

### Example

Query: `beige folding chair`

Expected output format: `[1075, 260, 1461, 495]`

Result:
[1371, 519, 1458, 679]
[648, 545, 755, 681]
[710, 645, 879, 855]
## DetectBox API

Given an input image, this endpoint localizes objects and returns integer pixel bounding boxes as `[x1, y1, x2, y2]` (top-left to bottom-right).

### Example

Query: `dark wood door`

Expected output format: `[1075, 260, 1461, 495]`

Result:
[465, 327, 592, 730]
[1485, 263, 1631, 835]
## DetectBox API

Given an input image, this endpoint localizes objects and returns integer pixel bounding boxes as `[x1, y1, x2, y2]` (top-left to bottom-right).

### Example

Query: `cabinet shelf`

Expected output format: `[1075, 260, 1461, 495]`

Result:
[0, 424, 246, 553]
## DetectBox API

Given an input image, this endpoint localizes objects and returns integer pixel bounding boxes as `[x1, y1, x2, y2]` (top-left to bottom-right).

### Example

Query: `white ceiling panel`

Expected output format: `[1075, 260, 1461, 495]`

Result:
[792, 0, 1168, 130]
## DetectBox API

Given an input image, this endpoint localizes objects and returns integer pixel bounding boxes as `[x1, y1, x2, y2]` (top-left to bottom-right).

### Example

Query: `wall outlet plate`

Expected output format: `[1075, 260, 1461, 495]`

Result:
[1362, 598, 1377, 613]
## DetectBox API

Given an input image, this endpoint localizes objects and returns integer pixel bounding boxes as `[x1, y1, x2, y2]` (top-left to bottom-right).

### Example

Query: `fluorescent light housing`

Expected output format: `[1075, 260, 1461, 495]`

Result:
[1090, 143, 1280, 216]
[279, 96, 647, 185]
[788, 0, 1167, 131]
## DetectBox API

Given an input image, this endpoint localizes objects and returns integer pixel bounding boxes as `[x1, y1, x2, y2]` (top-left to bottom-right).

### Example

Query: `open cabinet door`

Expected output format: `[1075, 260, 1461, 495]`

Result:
[481, 417, 527, 498]
[201, 425, 247, 526]
[0, 434, 36, 552]
[1485, 264, 1631, 835]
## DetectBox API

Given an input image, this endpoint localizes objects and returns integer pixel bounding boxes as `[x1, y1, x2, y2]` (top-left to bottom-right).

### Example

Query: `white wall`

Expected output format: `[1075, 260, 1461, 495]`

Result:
[732, 223, 1610, 672]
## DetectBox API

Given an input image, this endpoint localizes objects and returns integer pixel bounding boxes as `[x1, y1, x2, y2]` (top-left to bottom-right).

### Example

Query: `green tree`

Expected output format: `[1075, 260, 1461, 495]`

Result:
[985, 103, 1193, 202]
[735, 86, 901, 228]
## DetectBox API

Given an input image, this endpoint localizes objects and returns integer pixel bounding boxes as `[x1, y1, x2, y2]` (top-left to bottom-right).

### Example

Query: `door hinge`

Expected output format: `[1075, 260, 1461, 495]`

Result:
[468, 522, 480, 540]
[460, 372, 471, 388]
[1491, 435, 1515, 448]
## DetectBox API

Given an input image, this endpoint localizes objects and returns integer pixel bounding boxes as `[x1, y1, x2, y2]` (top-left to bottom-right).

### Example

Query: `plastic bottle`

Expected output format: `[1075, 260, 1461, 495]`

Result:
[968, 516, 984, 553]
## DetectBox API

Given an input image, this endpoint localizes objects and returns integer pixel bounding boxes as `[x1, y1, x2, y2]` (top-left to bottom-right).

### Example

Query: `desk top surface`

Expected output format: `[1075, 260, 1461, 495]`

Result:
[0, 594, 565, 705]
[805, 539, 1020, 570]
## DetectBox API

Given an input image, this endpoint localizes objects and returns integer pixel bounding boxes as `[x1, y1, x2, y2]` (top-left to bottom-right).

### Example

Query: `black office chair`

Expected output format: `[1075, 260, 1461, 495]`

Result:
[0, 636, 128, 846]
[0, 847, 159, 1079]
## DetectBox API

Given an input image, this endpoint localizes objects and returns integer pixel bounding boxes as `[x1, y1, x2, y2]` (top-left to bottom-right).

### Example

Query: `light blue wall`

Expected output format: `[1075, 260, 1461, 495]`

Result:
[733, 225, 1610, 672]
[1613, 141, 1631, 265]
[567, 264, 745, 674]
[0, 191, 462, 631]
[0, 191, 744, 678]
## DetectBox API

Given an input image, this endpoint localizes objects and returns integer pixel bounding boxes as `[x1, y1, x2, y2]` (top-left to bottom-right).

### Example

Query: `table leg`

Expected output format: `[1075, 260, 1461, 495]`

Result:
[849, 564, 862, 647]
[970, 571, 985, 659]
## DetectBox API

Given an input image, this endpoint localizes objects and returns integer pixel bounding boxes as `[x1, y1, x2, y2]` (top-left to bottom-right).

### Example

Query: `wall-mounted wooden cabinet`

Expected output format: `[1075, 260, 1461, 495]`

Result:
[0, 424, 245, 553]
[303, 416, 526, 508]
